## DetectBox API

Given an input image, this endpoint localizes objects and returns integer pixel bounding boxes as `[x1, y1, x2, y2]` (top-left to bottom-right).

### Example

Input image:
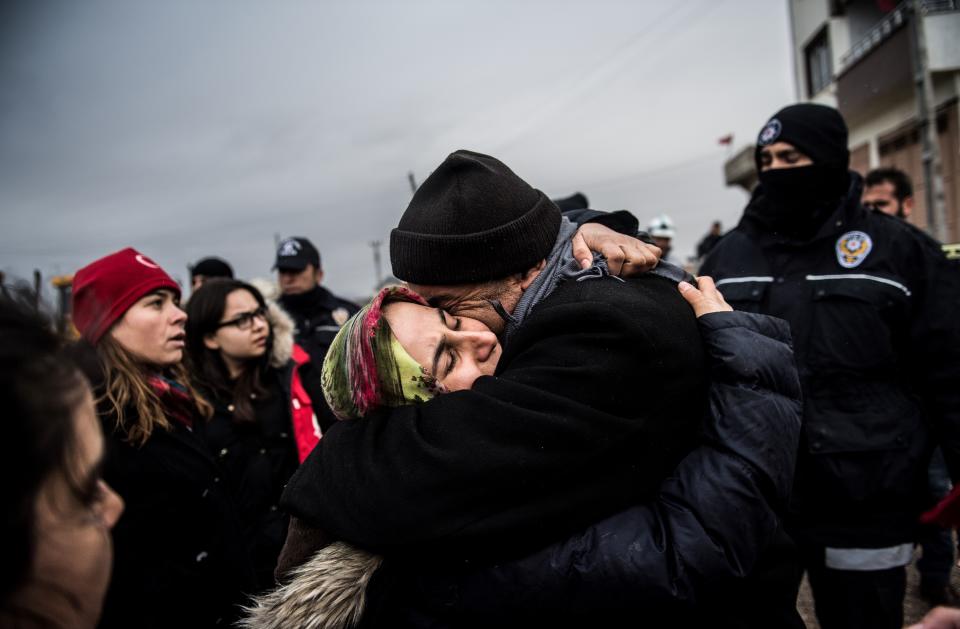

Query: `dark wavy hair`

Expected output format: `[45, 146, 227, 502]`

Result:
[185, 279, 273, 422]
[0, 289, 86, 601]
[865, 167, 913, 202]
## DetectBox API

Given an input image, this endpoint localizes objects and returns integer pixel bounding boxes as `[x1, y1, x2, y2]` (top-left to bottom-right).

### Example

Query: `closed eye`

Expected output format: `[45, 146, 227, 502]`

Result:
[441, 311, 461, 331]
[446, 349, 457, 376]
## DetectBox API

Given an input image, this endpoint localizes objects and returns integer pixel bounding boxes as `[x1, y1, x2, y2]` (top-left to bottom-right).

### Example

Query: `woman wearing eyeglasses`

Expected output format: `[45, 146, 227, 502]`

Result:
[185, 278, 327, 591]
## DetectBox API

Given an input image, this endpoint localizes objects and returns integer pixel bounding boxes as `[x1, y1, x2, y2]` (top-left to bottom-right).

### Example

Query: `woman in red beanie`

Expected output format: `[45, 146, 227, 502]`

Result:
[71, 248, 255, 628]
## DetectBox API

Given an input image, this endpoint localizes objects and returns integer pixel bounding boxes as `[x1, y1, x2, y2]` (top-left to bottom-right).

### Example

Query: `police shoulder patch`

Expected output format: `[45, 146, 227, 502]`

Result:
[758, 118, 782, 146]
[836, 231, 873, 268]
[332, 307, 350, 326]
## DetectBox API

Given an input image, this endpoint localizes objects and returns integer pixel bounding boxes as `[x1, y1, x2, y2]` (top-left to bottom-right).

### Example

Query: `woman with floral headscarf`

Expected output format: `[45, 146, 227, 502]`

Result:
[244, 285, 501, 628]
[321, 285, 499, 421]
[246, 279, 719, 628]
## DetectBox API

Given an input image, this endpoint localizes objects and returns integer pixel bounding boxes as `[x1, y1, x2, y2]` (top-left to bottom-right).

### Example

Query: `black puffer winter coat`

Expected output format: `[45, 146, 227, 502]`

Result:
[94, 400, 256, 628]
[354, 311, 802, 628]
[67, 339, 257, 628]
[245, 311, 802, 629]
[200, 303, 326, 591]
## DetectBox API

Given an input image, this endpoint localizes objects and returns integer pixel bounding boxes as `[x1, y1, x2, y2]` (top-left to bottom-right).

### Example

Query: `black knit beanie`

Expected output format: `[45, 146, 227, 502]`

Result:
[390, 150, 562, 284]
[755, 103, 850, 172]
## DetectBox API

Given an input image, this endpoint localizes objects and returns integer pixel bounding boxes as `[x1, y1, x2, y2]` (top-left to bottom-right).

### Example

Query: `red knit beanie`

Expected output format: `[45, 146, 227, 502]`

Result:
[72, 248, 180, 344]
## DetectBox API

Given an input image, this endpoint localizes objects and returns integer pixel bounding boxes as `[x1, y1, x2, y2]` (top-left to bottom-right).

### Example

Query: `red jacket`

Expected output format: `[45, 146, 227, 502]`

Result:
[290, 344, 321, 462]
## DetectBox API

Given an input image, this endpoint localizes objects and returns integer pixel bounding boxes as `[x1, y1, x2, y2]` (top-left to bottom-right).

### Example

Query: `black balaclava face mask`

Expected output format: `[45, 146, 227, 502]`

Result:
[757, 165, 850, 239]
[753, 104, 851, 240]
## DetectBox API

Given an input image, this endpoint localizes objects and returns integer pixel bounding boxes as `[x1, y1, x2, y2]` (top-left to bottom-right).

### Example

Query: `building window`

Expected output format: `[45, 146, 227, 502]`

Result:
[805, 28, 833, 96]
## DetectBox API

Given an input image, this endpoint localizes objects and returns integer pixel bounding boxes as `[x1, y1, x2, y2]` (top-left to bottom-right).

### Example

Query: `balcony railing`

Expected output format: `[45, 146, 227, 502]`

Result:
[923, 0, 959, 11]
[838, 0, 958, 74]
[838, 4, 909, 72]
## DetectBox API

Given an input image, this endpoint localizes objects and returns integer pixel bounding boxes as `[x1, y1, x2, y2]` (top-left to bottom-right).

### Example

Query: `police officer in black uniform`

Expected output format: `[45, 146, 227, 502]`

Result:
[701, 103, 960, 629]
[274, 236, 359, 371]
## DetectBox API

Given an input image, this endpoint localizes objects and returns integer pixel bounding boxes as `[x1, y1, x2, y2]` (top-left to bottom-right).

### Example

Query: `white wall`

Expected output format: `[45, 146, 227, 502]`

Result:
[926, 13, 960, 73]
[791, 0, 831, 47]
[790, 0, 831, 99]
[789, 0, 847, 103]
[828, 16, 851, 76]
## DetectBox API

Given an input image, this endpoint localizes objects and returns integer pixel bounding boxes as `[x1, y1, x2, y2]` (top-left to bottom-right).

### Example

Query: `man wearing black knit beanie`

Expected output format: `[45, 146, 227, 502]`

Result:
[390, 150, 561, 286]
[272, 149, 804, 627]
[701, 104, 960, 629]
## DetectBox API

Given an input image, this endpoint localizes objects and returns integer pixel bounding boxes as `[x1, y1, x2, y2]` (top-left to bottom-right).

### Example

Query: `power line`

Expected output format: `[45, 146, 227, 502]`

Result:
[490, 0, 729, 154]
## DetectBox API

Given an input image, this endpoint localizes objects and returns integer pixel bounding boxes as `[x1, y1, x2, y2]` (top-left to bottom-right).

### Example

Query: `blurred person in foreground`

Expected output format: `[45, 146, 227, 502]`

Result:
[701, 103, 960, 629]
[0, 292, 124, 629]
[863, 167, 914, 219]
[185, 278, 327, 591]
[254, 150, 803, 628]
[71, 248, 256, 628]
[189, 256, 234, 292]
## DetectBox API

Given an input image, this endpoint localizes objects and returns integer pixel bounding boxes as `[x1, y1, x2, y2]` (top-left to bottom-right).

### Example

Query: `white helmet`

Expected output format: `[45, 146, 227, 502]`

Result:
[647, 214, 676, 239]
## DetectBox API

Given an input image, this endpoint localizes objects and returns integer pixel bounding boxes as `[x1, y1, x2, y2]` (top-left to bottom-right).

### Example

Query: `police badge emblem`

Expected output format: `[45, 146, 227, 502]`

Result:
[332, 307, 350, 326]
[277, 238, 302, 257]
[758, 119, 782, 146]
[836, 231, 873, 268]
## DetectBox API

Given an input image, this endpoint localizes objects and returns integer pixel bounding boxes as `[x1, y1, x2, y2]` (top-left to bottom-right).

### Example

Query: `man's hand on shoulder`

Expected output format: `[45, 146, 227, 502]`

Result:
[572, 222, 661, 276]
[678, 276, 733, 318]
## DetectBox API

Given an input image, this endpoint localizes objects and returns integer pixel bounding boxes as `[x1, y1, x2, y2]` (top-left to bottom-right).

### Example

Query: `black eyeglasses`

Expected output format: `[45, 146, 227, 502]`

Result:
[216, 306, 268, 330]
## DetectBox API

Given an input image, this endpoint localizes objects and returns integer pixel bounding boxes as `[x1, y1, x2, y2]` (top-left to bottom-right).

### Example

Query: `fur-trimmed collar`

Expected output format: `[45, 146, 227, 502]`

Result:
[266, 299, 295, 369]
[249, 278, 297, 369]
[240, 542, 382, 629]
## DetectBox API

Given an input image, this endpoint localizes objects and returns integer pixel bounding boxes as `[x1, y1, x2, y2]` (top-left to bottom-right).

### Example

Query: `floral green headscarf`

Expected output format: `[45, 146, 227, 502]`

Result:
[321, 285, 446, 420]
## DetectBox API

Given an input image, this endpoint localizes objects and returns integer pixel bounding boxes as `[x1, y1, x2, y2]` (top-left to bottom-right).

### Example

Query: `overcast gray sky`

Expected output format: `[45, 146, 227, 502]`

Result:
[0, 0, 794, 301]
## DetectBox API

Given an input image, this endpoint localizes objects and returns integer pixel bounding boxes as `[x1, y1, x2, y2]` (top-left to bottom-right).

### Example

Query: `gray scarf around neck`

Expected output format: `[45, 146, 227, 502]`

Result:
[501, 217, 694, 341]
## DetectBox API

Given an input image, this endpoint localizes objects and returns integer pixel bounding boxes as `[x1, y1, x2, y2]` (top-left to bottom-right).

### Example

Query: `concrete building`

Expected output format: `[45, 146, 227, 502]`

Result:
[726, 0, 960, 243]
